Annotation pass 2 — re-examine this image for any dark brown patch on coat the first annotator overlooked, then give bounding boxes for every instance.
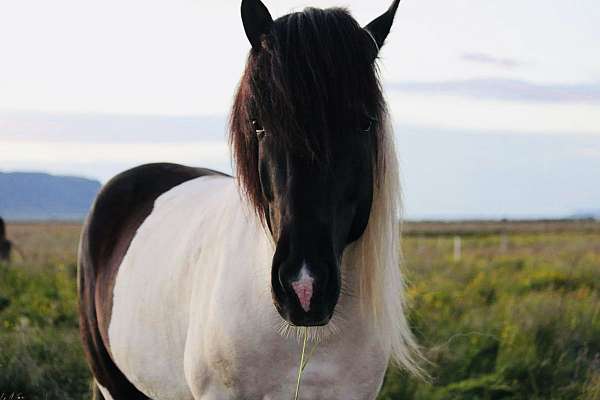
[78,163,227,399]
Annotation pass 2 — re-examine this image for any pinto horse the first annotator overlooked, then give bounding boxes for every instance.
[78,1,421,399]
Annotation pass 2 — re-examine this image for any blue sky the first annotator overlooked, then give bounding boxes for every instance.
[0,0,599,218]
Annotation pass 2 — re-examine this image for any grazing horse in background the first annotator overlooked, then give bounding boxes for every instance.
[0,217,12,262]
[78,1,421,399]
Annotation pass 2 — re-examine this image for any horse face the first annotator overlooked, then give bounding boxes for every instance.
[257,126,374,326]
[237,0,401,327]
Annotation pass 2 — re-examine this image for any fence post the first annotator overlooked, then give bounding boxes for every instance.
[453,235,462,262]
[500,233,508,254]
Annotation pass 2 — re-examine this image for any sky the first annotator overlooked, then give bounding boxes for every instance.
[0,0,599,219]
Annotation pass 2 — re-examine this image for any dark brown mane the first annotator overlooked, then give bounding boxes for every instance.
[230,7,386,220]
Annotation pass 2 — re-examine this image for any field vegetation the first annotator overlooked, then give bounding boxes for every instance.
[0,221,599,399]
[0,223,88,399]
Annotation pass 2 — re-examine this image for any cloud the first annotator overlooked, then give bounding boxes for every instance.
[578,147,600,158]
[461,53,520,69]
[386,90,600,136]
[0,140,232,182]
[0,111,227,143]
[388,78,600,104]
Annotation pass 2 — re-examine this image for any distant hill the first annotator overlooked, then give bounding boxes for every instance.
[569,209,600,220]
[0,172,101,221]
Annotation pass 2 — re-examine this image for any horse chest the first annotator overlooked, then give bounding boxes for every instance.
[186,329,388,400]
[184,292,388,399]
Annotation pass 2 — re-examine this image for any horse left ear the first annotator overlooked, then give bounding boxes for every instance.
[364,0,401,53]
[241,0,273,50]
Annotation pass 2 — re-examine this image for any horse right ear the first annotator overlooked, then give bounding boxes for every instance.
[241,0,273,50]
[364,0,401,53]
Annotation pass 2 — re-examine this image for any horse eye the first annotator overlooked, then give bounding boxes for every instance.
[360,116,375,133]
[252,119,267,139]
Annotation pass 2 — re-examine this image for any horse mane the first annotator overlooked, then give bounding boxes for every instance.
[346,115,425,376]
[0,217,5,239]
[229,7,423,375]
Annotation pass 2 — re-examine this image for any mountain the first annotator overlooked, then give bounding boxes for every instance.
[0,172,101,221]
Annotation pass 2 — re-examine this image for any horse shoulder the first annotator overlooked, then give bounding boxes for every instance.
[108,170,237,399]
[79,163,227,400]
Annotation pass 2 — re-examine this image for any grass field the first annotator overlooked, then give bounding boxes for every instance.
[1,221,599,399]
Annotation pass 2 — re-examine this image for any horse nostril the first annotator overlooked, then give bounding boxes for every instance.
[291,267,314,312]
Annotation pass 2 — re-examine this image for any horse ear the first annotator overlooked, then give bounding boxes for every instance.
[364,0,401,52]
[241,0,273,49]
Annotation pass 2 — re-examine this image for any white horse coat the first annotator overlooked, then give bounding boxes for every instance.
[105,175,389,400]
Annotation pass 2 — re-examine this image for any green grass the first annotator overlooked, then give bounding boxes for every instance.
[0,223,89,400]
[1,222,599,399]
[379,230,600,400]
[0,262,90,399]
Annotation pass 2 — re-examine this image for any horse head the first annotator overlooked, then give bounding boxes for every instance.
[231,0,402,327]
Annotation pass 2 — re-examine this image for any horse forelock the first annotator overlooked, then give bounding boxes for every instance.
[229,6,386,222]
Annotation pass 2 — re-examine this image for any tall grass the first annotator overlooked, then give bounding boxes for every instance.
[379,231,600,399]
[0,262,90,400]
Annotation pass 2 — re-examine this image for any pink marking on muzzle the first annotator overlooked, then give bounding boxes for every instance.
[292,276,314,312]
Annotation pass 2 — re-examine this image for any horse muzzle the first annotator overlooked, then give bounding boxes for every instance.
[271,258,340,327]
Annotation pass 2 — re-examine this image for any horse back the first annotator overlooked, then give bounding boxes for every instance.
[78,163,226,399]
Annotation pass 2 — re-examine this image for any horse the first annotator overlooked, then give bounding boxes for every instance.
[78,1,422,399]
[0,217,12,262]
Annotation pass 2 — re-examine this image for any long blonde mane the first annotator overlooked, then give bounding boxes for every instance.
[345,111,424,375]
